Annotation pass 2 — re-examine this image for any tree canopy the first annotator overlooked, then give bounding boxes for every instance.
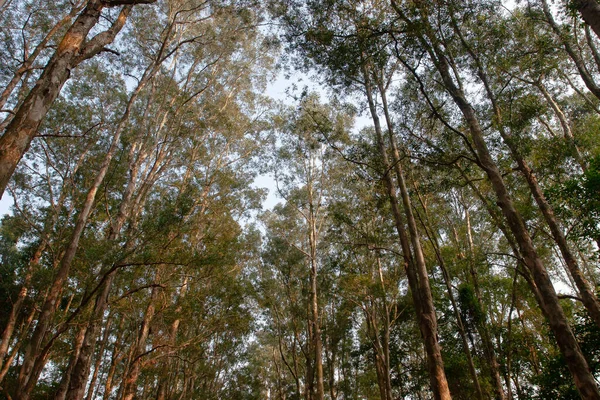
[1,0,600,399]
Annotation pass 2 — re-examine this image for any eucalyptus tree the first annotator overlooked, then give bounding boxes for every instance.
[451,2,600,335]
[262,94,354,400]
[0,0,274,398]
[0,0,159,199]
[386,1,599,397]
[271,1,453,397]
[326,158,408,400]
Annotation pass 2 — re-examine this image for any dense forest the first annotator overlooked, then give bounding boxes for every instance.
[1,0,600,399]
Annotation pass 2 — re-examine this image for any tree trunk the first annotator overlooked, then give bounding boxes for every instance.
[455,17,600,334]
[84,316,112,400]
[307,180,325,400]
[13,60,152,399]
[121,277,160,400]
[574,0,600,40]
[54,325,87,400]
[414,190,484,400]
[0,1,134,198]
[460,201,506,400]
[541,0,600,101]
[0,142,89,379]
[0,3,84,119]
[362,62,451,400]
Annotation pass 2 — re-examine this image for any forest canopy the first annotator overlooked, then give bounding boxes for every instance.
[1,0,600,399]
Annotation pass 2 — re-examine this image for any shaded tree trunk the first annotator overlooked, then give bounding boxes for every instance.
[574,0,600,40]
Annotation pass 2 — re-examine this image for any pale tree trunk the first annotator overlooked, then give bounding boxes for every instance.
[461,203,505,400]
[365,297,393,400]
[102,318,126,400]
[376,256,394,400]
[13,51,161,399]
[121,270,161,400]
[541,0,600,101]
[362,62,451,400]
[0,1,142,198]
[537,83,587,172]
[156,276,188,400]
[307,179,325,400]
[363,255,393,400]
[83,316,113,400]
[305,289,315,400]
[0,142,89,378]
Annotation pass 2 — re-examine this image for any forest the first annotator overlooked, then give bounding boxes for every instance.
[1,0,600,399]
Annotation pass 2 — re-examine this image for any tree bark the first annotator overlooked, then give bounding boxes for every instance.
[574,0,600,40]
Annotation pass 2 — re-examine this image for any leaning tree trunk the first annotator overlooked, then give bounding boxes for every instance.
[423,30,600,398]
[13,51,161,399]
[0,1,141,198]
[0,142,89,379]
[362,62,451,400]
[454,18,600,334]
[370,64,451,400]
[573,0,600,40]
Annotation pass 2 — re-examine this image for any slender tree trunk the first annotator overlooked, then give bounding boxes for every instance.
[121,277,160,400]
[362,62,451,400]
[156,276,188,400]
[537,83,587,172]
[541,0,600,101]
[307,181,325,400]
[13,59,154,399]
[84,316,112,400]
[369,64,451,400]
[414,192,484,400]
[102,319,126,400]
[461,202,506,400]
